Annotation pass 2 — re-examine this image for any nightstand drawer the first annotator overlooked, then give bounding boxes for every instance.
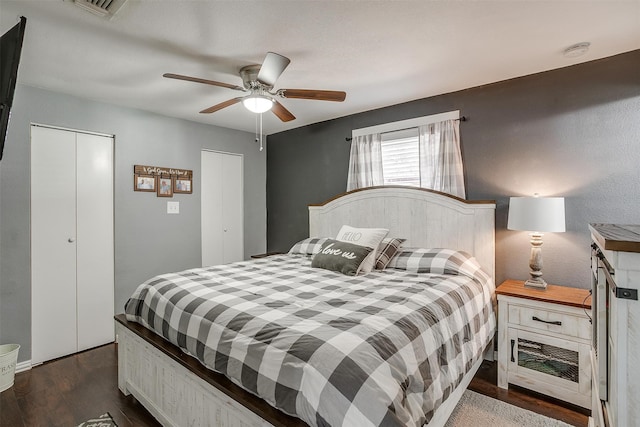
[508,304,591,340]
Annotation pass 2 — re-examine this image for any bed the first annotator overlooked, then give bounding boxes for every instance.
[116,186,496,427]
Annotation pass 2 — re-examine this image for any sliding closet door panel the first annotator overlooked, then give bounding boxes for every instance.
[201,150,224,267]
[76,133,114,351]
[31,126,78,364]
[201,150,244,267]
[221,153,243,264]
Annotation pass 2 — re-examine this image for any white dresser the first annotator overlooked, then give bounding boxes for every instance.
[589,224,640,427]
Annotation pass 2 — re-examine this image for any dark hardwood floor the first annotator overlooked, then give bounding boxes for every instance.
[0,343,589,427]
[467,360,590,427]
[0,344,159,427]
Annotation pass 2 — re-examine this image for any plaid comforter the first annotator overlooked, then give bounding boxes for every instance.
[125,252,495,427]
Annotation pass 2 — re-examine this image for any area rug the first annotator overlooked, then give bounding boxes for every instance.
[75,393,571,427]
[76,412,118,427]
[445,390,573,427]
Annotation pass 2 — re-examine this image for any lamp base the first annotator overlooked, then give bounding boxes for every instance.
[524,278,547,289]
[525,232,547,290]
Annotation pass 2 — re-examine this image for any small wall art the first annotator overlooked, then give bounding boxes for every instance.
[134,165,193,198]
[134,174,156,192]
[173,177,192,194]
[157,176,173,197]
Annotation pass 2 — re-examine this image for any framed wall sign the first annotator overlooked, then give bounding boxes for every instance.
[134,165,192,198]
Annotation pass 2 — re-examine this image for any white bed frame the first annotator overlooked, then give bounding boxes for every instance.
[309,186,495,283]
[116,186,496,427]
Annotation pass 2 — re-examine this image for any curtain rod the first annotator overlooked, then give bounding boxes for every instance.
[345,116,466,141]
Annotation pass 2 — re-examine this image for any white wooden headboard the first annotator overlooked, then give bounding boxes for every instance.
[308,186,496,282]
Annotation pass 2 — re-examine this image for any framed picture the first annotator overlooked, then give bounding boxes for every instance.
[157,176,173,197]
[173,177,192,194]
[134,174,156,192]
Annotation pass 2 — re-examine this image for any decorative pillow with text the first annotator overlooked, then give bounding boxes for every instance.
[311,239,374,276]
[335,225,389,274]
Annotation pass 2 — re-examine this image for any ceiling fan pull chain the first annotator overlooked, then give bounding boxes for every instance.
[259,113,264,151]
[255,111,259,143]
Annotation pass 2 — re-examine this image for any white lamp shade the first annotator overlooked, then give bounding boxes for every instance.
[242,95,273,113]
[507,196,566,232]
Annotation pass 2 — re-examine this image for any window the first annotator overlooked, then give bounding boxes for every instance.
[348,110,465,198]
[380,128,420,187]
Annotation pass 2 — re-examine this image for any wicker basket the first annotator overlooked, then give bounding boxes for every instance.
[0,344,20,392]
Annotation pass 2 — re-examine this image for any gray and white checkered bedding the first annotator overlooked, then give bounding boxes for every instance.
[125,251,495,427]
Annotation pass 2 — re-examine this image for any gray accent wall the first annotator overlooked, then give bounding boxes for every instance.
[0,84,266,362]
[267,49,640,290]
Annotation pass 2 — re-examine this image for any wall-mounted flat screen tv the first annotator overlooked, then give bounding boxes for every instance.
[0,16,27,161]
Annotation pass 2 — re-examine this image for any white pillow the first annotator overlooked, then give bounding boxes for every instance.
[334,225,389,275]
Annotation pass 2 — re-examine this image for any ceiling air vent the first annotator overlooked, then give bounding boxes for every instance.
[71,0,128,18]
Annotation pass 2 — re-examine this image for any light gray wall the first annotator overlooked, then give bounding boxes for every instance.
[267,50,640,290]
[0,84,266,362]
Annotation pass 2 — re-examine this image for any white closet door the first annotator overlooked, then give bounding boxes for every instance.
[31,126,78,364]
[201,150,243,267]
[31,126,114,365]
[221,153,243,264]
[76,132,114,351]
[201,150,223,266]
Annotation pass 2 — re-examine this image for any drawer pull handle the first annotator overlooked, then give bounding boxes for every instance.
[510,339,515,362]
[532,316,562,326]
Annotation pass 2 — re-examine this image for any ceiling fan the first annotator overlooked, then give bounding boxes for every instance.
[163,52,346,122]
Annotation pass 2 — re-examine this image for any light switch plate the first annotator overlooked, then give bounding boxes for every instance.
[167,201,180,214]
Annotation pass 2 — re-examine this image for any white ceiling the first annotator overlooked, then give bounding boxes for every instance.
[1,0,639,135]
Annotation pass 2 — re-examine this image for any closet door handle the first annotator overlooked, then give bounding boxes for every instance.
[68,237,76,243]
[532,316,562,326]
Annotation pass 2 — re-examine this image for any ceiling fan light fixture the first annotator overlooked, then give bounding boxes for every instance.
[243,95,274,114]
[163,52,344,122]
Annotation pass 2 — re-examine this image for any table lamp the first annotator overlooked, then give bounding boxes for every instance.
[507,195,565,289]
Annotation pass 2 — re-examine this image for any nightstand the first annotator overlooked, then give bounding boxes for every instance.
[250,252,284,259]
[496,279,592,408]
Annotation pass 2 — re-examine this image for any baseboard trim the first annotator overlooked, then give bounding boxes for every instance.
[15,360,32,373]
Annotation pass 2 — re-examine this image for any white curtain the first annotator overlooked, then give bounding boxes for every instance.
[346,133,384,191]
[418,119,466,198]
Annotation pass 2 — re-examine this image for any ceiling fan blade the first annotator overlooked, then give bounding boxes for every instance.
[163,73,244,91]
[257,52,291,87]
[199,97,244,114]
[280,89,346,102]
[271,100,296,122]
